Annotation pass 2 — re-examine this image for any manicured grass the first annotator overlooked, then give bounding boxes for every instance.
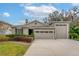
[0,42,29,56]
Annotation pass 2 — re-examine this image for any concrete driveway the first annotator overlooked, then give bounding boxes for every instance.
[24,39,79,56]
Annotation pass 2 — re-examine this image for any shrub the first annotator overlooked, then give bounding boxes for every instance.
[6,34,16,38]
[6,34,33,38]
[11,36,33,43]
[25,37,33,43]
[0,35,10,41]
[69,23,79,40]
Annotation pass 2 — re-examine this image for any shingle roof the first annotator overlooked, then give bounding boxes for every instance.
[0,21,13,27]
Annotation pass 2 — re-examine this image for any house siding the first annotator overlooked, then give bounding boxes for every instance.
[23,28,28,35]
[0,22,12,35]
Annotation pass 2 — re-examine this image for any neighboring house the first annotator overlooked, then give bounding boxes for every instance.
[12,20,70,39]
[0,21,13,35]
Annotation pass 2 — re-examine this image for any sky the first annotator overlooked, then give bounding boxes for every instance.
[0,3,78,25]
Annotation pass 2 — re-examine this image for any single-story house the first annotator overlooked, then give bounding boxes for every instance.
[12,20,70,39]
[0,20,70,39]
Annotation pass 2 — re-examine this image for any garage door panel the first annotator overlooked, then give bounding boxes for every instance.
[35,33,54,39]
[34,30,54,39]
[55,25,67,39]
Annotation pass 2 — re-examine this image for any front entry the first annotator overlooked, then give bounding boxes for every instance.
[28,29,34,35]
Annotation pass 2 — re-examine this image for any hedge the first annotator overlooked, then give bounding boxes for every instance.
[0,34,34,42]
[11,36,33,43]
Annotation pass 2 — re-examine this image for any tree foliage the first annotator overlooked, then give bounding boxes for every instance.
[42,6,79,24]
[69,21,79,40]
[42,6,79,40]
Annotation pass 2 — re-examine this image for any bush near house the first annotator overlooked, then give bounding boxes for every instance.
[6,34,26,38]
[69,21,79,40]
[6,34,34,38]
[0,34,33,43]
[11,36,33,43]
[6,34,33,42]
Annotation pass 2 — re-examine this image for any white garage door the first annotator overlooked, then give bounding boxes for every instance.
[55,24,68,39]
[34,30,54,39]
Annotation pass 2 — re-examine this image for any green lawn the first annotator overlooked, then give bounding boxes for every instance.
[0,42,29,56]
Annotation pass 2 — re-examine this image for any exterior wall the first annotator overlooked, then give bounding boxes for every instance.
[67,24,69,39]
[0,24,12,35]
[23,28,28,35]
[5,27,12,34]
[12,28,16,34]
[0,29,6,35]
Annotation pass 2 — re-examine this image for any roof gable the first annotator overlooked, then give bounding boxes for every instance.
[24,20,48,27]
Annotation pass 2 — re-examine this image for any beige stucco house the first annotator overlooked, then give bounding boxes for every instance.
[12,20,70,39]
[0,20,70,39]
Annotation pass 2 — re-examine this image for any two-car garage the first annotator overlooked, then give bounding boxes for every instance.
[34,23,69,39]
[34,28,55,39]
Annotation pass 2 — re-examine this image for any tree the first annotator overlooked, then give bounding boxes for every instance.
[48,10,62,24]
[66,6,79,21]
[48,6,79,23]
[48,10,67,23]
[43,17,48,24]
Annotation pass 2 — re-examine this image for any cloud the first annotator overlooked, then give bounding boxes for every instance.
[72,3,79,6]
[48,3,54,6]
[3,12,10,17]
[14,20,25,25]
[20,3,32,7]
[0,12,10,17]
[21,4,57,18]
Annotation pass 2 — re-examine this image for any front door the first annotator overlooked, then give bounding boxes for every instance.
[28,29,33,35]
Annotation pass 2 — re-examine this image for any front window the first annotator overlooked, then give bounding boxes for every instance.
[15,28,23,35]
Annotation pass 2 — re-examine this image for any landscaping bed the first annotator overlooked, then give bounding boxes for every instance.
[0,35,33,43]
[0,41,30,56]
[0,35,33,56]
